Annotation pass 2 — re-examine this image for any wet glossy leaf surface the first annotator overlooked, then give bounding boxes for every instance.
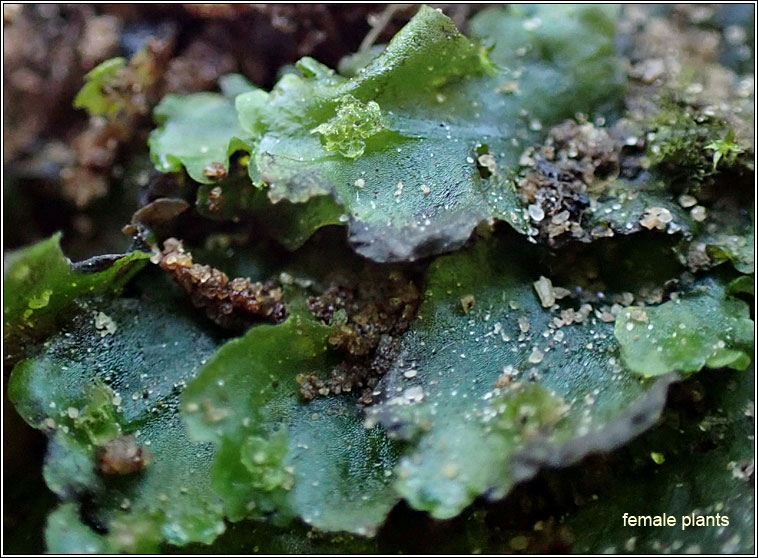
[699,208,754,274]
[4,4,755,555]
[615,278,753,377]
[196,174,343,251]
[148,75,255,184]
[229,6,621,261]
[182,303,400,535]
[3,234,148,363]
[568,369,755,553]
[10,274,227,551]
[367,235,674,519]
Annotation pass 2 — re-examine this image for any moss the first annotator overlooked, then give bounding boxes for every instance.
[705,128,746,169]
[645,100,749,188]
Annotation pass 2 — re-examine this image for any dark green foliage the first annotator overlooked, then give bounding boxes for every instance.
[5,4,755,555]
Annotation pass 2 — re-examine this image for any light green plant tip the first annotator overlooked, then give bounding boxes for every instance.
[705,128,745,169]
[73,57,126,117]
[3,233,149,356]
[311,94,384,159]
[650,451,666,465]
[615,282,754,377]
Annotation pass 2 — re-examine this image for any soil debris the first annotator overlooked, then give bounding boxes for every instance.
[299,269,420,405]
[518,120,621,244]
[157,237,286,329]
